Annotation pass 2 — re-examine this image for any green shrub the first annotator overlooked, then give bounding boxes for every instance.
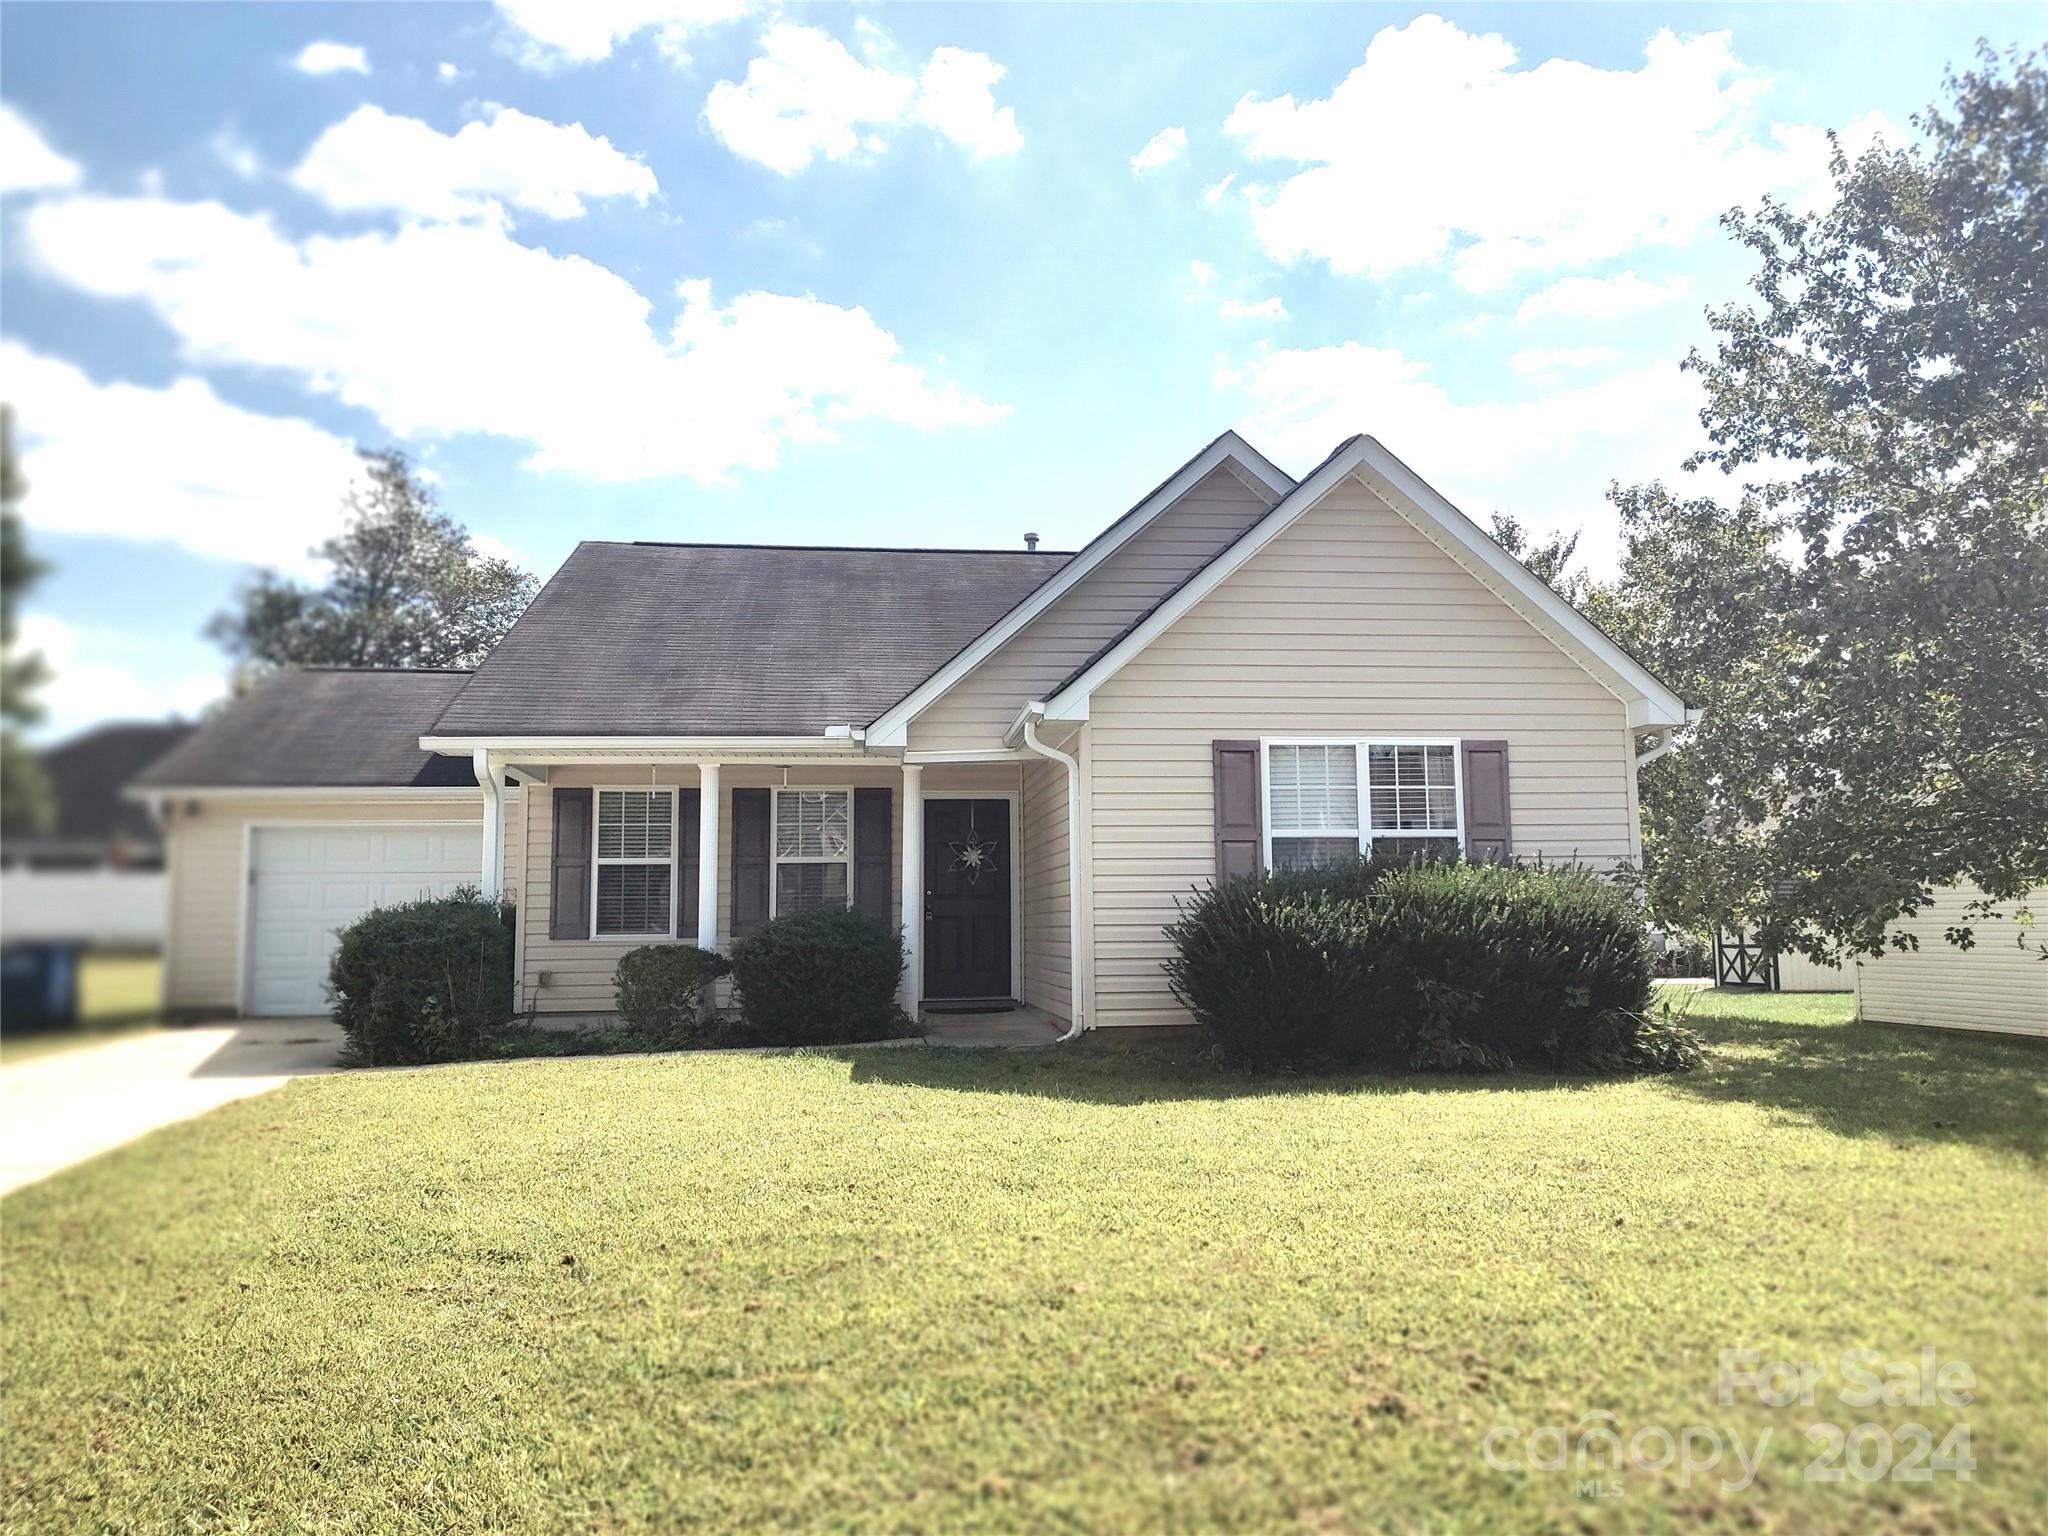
[614,944,730,1048]
[1164,856,1686,1075]
[1160,877,1373,1068]
[728,908,910,1046]
[1364,858,1656,1069]
[329,888,514,1066]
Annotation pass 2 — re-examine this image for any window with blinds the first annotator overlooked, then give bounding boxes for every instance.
[1266,741,1463,868]
[1267,743,1362,871]
[1367,744,1460,837]
[595,789,674,936]
[774,789,852,914]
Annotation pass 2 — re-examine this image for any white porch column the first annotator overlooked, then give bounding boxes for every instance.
[696,761,721,951]
[899,763,923,1016]
[473,748,503,900]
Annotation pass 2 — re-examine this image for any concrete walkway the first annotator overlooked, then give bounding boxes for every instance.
[0,1019,344,1196]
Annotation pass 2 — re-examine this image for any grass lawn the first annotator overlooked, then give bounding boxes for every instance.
[4,991,2043,1533]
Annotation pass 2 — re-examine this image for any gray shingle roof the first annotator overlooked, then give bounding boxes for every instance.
[430,542,1072,738]
[133,669,478,789]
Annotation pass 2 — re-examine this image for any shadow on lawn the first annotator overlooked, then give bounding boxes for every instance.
[847,1013,2046,1161]
[1663,1010,2047,1162]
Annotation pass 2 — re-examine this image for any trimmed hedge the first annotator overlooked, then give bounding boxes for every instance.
[328,888,514,1066]
[1163,856,1687,1074]
[728,908,910,1046]
[615,944,730,1048]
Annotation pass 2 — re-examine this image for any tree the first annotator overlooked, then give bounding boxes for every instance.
[1,405,55,836]
[210,450,535,671]
[1486,510,1585,600]
[1595,46,2048,961]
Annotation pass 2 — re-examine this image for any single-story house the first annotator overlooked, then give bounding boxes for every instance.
[132,432,1692,1032]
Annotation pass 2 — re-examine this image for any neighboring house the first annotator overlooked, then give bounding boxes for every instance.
[133,432,1691,1028]
[1851,882,2047,1037]
[1,720,194,947]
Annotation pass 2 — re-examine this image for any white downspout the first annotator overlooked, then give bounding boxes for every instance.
[473,747,503,900]
[1020,704,1087,1042]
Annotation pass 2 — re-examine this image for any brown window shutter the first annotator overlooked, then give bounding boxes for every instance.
[1212,739,1263,881]
[549,787,593,939]
[852,787,893,925]
[678,788,701,939]
[1461,740,1513,861]
[731,787,770,938]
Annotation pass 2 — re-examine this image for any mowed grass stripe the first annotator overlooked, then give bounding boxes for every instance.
[4,991,2043,1533]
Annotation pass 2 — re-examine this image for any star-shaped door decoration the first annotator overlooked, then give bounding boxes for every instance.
[948,831,1000,886]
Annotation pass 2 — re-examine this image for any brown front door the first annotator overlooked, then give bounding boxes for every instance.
[923,798,1012,1000]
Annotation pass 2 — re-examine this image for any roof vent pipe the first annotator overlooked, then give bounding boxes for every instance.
[1023,532,1039,551]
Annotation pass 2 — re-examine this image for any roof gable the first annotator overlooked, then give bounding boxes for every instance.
[864,431,1293,745]
[1038,436,1689,729]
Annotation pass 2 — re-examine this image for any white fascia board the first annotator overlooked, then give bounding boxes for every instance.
[1042,435,1689,727]
[864,432,1295,747]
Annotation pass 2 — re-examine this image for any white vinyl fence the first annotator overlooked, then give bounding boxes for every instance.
[0,870,168,947]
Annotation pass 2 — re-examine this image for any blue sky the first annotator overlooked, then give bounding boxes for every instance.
[1,1,2032,740]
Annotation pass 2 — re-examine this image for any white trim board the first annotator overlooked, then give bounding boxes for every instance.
[1040,435,1689,728]
[864,431,1294,747]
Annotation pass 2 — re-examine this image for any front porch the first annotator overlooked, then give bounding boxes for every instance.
[467,751,1077,1030]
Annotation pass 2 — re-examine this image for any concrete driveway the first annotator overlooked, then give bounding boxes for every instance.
[0,1019,344,1196]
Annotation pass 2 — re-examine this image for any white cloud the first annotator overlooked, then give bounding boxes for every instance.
[916,47,1023,160]
[1510,345,1623,374]
[1221,339,1706,570]
[21,195,1007,485]
[0,340,363,573]
[16,613,227,742]
[209,129,263,180]
[705,24,1020,174]
[1201,172,1236,207]
[0,103,82,195]
[495,0,752,68]
[1220,296,1287,321]
[1515,270,1691,322]
[293,41,370,77]
[468,531,535,572]
[438,62,463,82]
[1189,259,1216,287]
[291,104,657,222]
[1130,126,1186,177]
[1223,14,1869,291]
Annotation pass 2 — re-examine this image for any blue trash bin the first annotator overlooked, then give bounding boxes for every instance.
[1,941,82,1032]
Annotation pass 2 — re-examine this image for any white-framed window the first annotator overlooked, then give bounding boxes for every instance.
[594,788,676,937]
[773,788,852,915]
[1264,739,1463,871]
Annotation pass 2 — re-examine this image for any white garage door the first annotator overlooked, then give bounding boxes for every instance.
[248,824,484,1016]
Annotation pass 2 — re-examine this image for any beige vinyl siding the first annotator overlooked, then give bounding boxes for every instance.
[1020,756,1070,1020]
[162,791,508,1014]
[906,463,1278,751]
[1085,471,1639,1030]
[1854,883,2047,1036]
[1774,949,1850,992]
[519,763,1023,1013]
